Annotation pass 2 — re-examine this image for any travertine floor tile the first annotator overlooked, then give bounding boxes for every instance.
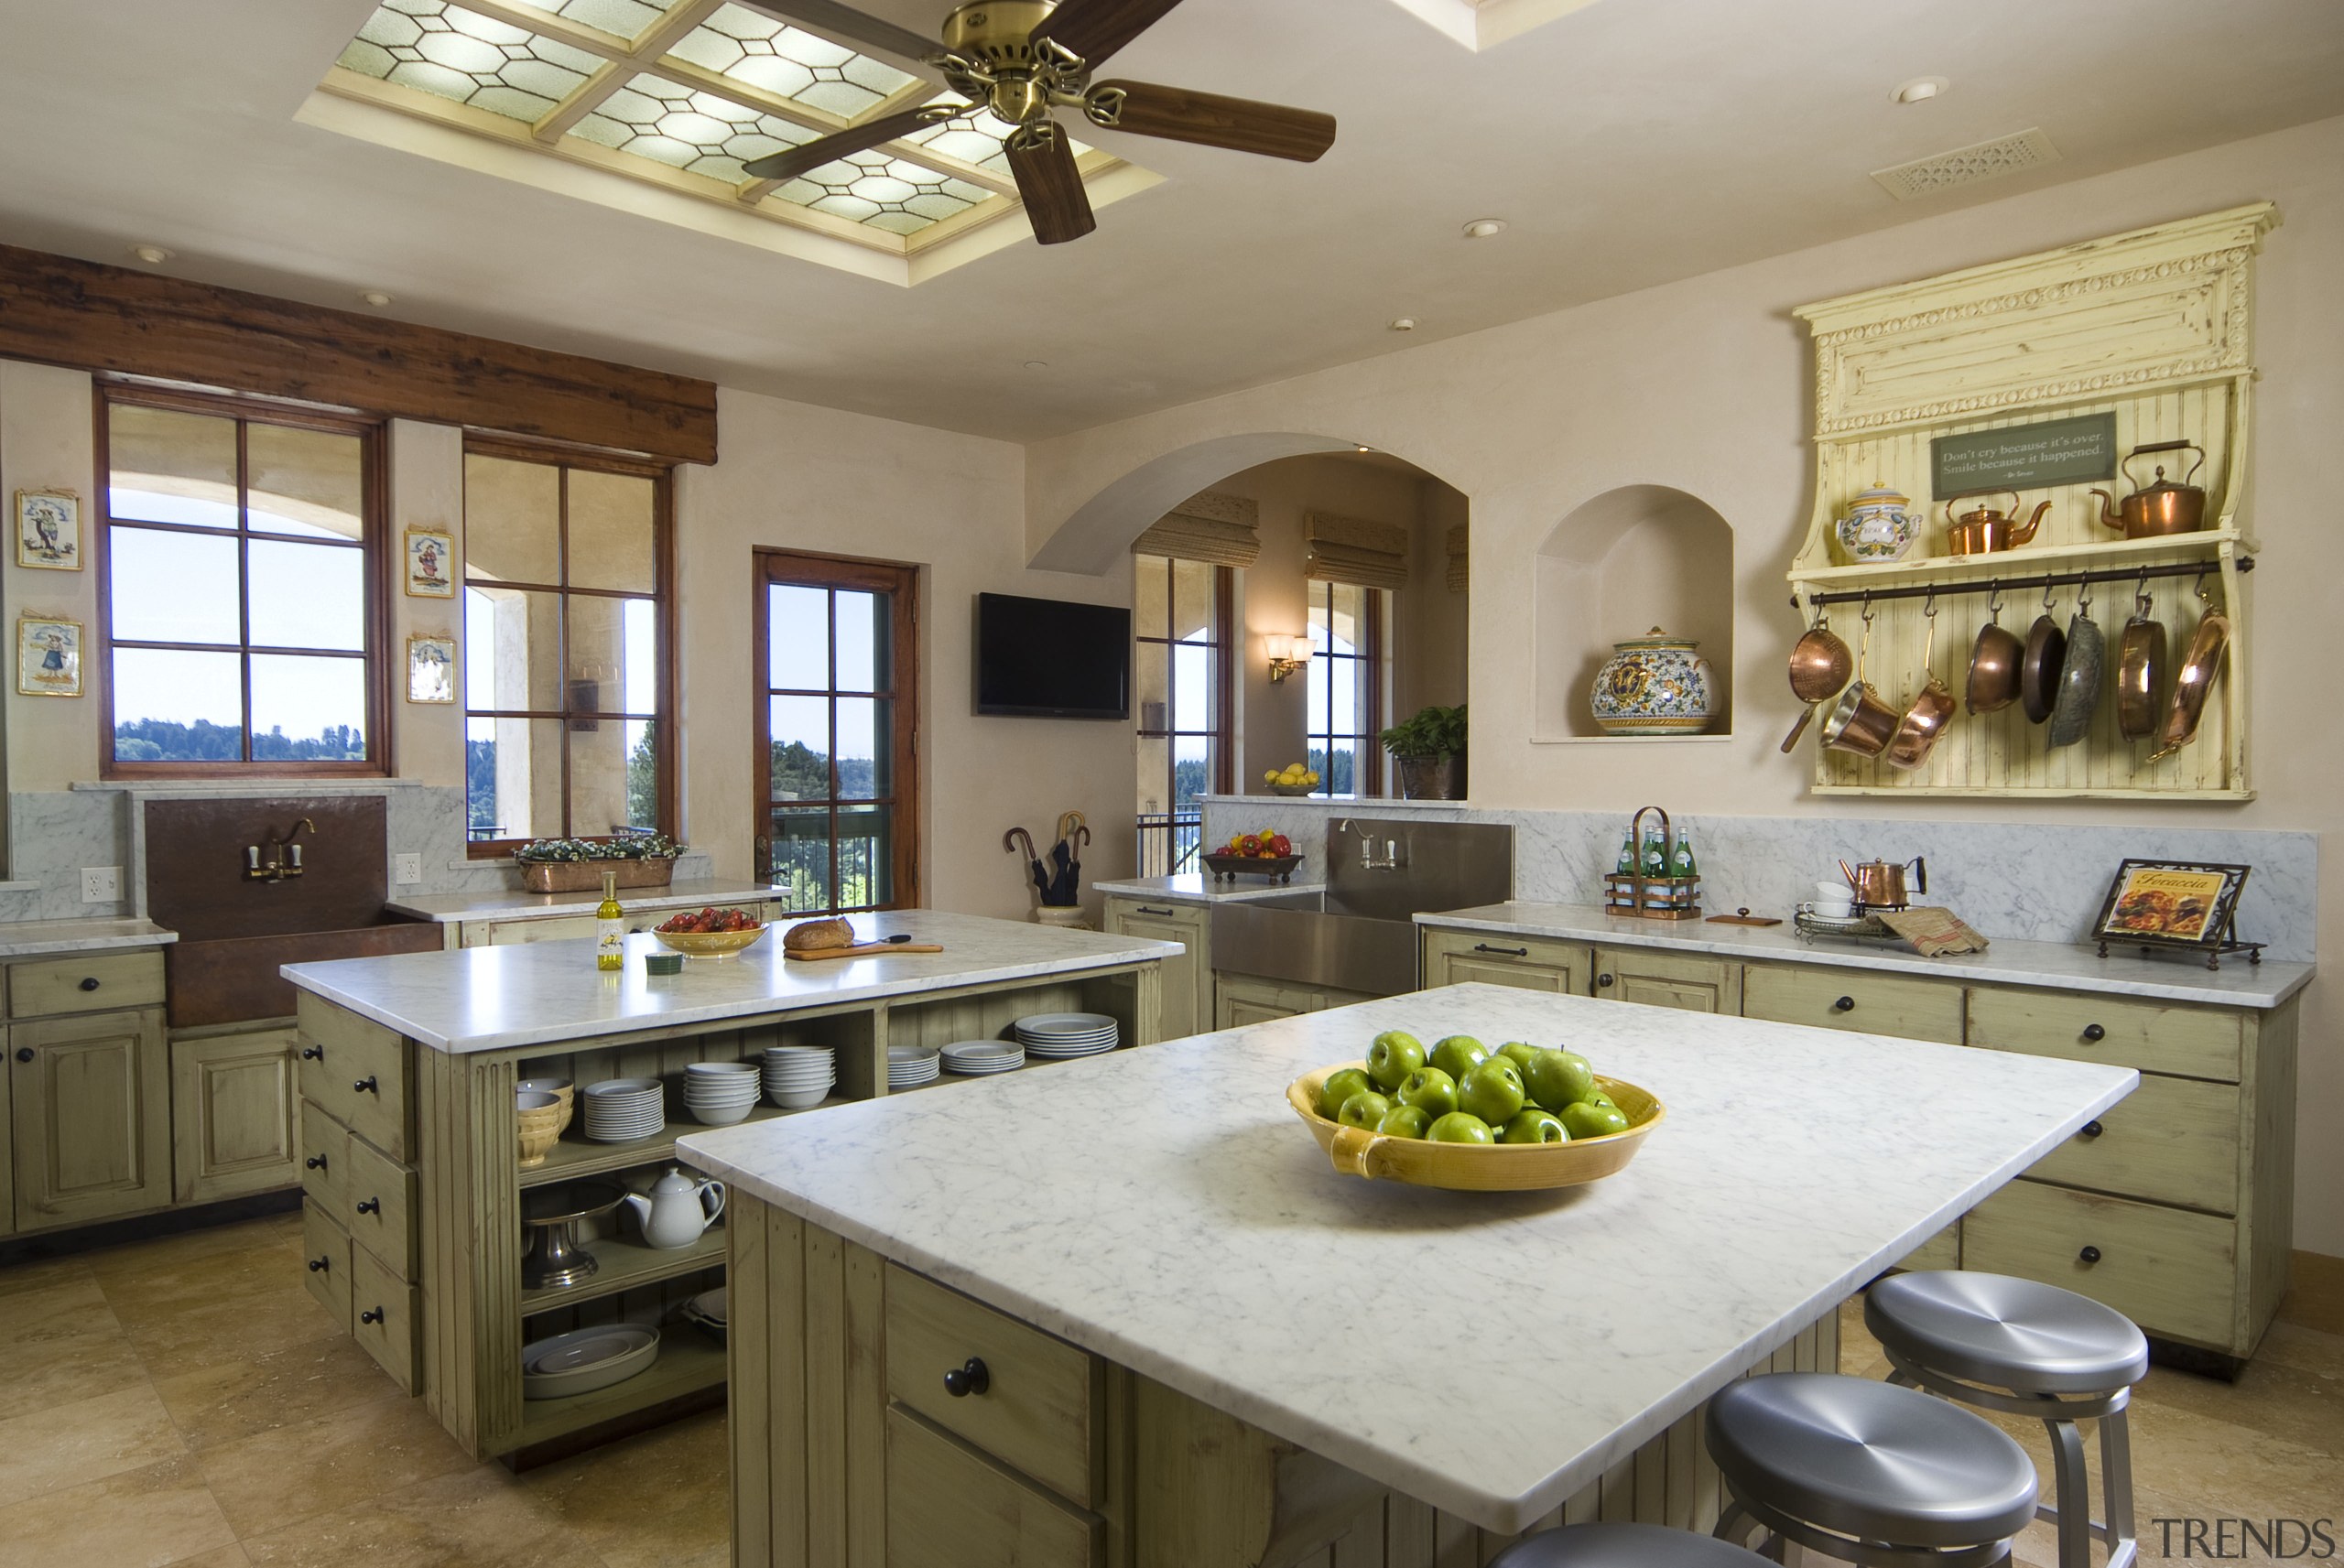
[0,1253,95,1302]
[192,1389,476,1539]
[238,1462,609,1568]
[0,1313,150,1423]
[523,1405,730,1568]
[0,1454,236,1568]
[117,1277,344,1381]
[152,1330,407,1451]
[0,1380,188,1509]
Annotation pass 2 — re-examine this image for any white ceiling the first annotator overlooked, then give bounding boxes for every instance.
[1,0,2339,443]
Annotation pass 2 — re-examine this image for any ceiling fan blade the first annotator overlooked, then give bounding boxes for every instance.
[1086,81,1336,162]
[731,0,940,70]
[741,106,939,182]
[1007,125,1097,245]
[1029,0,1187,67]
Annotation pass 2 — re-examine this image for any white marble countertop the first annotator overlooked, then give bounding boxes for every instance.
[678,983,2134,1534]
[385,878,778,924]
[1092,873,1327,904]
[1417,902,2314,1009]
[282,910,1178,1054]
[0,918,178,957]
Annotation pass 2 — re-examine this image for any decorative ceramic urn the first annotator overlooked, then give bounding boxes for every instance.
[1834,481,1922,564]
[1590,629,1715,735]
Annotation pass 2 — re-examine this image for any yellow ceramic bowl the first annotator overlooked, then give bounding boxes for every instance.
[1286,1061,1664,1191]
[649,924,768,959]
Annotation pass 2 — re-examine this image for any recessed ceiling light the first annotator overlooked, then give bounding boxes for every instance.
[360,290,394,307]
[1462,219,1508,240]
[1022,360,1049,371]
[1356,445,1374,453]
[129,243,173,265]
[1389,318,1418,332]
[1892,77,1948,104]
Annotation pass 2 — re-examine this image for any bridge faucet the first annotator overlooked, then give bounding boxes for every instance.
[1333,819,1405,871]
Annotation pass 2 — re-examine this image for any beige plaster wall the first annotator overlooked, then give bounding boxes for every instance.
[0,361,103,795]
[1024,114,2344,1251]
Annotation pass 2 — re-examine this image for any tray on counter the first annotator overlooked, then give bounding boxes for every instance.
[1201,853,1306,883]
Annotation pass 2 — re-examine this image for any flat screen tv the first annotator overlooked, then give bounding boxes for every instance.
[974,593,1131,719]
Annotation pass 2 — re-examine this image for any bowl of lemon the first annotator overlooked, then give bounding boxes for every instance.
[1264,762,1320,796]
[1286,1032,1663,1191]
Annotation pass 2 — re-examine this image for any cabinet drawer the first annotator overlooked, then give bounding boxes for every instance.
[1742,964,1963,1044]
[886,1264,1099,1508]
[1422,929,1593,996]
[1898,1221,1961,1271]
[347,1246,420,1393]
[342,1135,418,1280]
[885,1407,1100,1568]
[299,1106,350,1214]
[1964,1180,2238,1350]
[8,951,166,1019]
[1966,989,2241,1083]
[1105,897,1205,935]
[2024,1074,2240,1214]
[1594,947,1741,1014]
[301,1202,353,1330]
[295,994,410,1162]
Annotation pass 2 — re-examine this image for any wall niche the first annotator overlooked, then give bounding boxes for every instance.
[1534,484,1734,741]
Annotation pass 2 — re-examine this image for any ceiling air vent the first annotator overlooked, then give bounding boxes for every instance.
[1872,127,2060,200]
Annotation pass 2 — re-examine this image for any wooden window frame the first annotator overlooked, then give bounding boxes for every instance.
[461,434,678,857]
[1308,580,1384,799]
[95,382,391,780]
[752,547,922,914]
[1133,556,1235,811]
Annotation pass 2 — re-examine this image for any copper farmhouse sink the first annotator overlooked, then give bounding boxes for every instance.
[166,924,443,1028]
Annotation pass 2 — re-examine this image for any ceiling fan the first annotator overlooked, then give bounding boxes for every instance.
[736,0,1338,244]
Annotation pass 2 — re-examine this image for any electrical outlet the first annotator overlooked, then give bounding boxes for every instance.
[395,853,423,886]
[81,866,122,903]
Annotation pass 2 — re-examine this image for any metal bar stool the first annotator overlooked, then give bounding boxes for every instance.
[1866,1271,2148,1568]
[1492,1522,1779,1568]
[1707,1372,2039,1568]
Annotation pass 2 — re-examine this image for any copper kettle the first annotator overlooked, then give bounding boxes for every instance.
[1944,492,2052,556]
[1839,856,1926,912]
[2091,440,2207,538]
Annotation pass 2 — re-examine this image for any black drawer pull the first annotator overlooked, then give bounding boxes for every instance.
[14,1047,31,1064]
[2080,1023,2107,1044]
[1597,974,1614,989]
[1135,905,1177,917]
[353,1076,378,1095]
[355,1197,382,1216]
[304,1154,329,1172]
[2079,1119,2105,1140]
[361,1306,385,1325]
[307,1256,331,1273]
[2078,1245,2102,1266]
[942,1357,990,1398]
[78,977,100,992]
[1833,996,1856,1012]
[1472,944,1529,957]
[300,1044,323,1061]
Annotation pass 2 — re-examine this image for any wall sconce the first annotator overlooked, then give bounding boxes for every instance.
[1266,634,1313,684]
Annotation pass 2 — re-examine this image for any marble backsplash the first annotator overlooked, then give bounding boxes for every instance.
[0,787,717,925]
[1200,795,2320,964]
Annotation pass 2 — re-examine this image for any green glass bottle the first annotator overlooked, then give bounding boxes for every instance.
[1613,830,1637,876]
[1640,829,1666,877]
[1669,828,1698,879]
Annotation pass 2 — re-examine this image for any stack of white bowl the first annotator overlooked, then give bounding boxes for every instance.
[886,1044,940,1089]
[581,1078,665,1143]
[683,1062,761,1126]
[762,1045,834,1109]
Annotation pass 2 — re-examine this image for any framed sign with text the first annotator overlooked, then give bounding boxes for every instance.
[1931,412,2118,499]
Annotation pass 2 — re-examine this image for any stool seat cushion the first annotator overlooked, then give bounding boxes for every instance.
[1707,1374,2038,1547]
[1490,1523,1774,1568]
[1868,1271,2150,1394]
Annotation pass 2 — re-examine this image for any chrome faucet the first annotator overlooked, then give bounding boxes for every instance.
[1334,818,1406,871]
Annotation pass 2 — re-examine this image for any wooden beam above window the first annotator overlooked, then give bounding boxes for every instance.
[0,243,718,466]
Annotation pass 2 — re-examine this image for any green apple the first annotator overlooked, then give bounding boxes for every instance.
[1338,1089,1394,1130]
[1317,1066,1375,1119]
[1561,1100,1632,1140]
[1429,1035,1490,1083]
[1524,1048,1597,1111]
[1376,1103,1432,1140]
[1584,1088,1619,1111]
[1366,1030,1427,1091]
[1426,1110,1495,1145]
[1395,1065,1459,1118]
[1502,1108,1569,1144]
[1457,1057,1526,1125]
[1495,1041,1540,1074]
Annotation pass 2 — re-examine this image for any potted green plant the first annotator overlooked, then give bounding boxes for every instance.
[512,833,684,893]
[1380,704,1467,800]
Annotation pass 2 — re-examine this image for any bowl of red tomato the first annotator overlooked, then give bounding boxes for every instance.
[1200,830,1305,883]
[650,907,768,958]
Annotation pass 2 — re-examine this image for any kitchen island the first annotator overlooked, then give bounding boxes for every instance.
[679,981,2137,1567]
[280,909,1178,1460]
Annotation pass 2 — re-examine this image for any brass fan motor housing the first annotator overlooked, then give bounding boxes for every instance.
[941,1,1059,66]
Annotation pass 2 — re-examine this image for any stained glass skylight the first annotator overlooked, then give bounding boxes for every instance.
[663,4,918,122]
[340,1,602,123]
[570,74,819,183]
[542,0,681,41]
[769,153,994,235]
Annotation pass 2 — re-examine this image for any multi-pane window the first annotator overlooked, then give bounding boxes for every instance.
[462,441,671,849]
[100,389,383,773]
[1134,555,1232,837]
[755,550,919,914]
[1307,581,1381,798]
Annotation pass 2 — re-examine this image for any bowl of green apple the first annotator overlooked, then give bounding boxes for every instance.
[1286,1032,1663,1191]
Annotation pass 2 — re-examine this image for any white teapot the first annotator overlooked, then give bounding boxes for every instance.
[622,1166,726,1249]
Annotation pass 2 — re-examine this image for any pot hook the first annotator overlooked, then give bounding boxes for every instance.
[1986,579,2004,622]
[2134,569,2154,620]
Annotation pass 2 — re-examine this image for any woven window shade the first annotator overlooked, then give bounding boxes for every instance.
[1446,523,1469,593]
[1132,491,1260,568]
[1306,512,1410,590]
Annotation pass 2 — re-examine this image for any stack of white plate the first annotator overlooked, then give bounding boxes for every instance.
[763,1045,834,1109]
[683,1062,761,1126]
[521,1323,659,1400]
[1015,1012,1119,1059]
[939,1040,1025,1076]
[581,1078,665,1142]
[886,1044,940,1089]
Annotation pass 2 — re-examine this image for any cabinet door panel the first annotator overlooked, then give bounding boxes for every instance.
[2023,1073,2240,1214]
[885,1406,1100,1568]
[1593,948,1741,1014]
[1741,964,1963,1044]
[1216,976,1301,1030]
[171,1027,300,1204]
[12,1008,169,1229]
[1105,904,1201,1043]
[1964,1180,2238,1351]
[1420,931,1593,996]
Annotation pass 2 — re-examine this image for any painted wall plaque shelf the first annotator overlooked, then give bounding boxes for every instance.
[1787,202,2278,800]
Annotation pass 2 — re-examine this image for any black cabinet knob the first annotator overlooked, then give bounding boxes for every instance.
[307,1256,331,1273]
[1597,974,1614,989]
[942,1357,990,1398]
[1833,996,1856,1012]
[2079,1120,2105,1140]
[2081,1023,2107,1044]
[353,1076,378,1095]
[13,1047,31,1064]
[355,1197,382,1216]
[2078,1245,2102,1265]
[305,1154,329,1171]
[361,1307,385,1325]
[78,977,100,992]
[300,1045,324,1061]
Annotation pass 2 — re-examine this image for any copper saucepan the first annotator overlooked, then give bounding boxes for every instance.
[1820,605,1900,757]
[2021,584,2068,725]
[1885,600,1959,772]
[2115,579,2167,742]
[1966,586,2024,715]
[2153,587,2231,760]
[1779,611,1854,753]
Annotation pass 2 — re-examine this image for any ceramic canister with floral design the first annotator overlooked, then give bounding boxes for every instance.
[1834,481,1923,564]
[1590,629,1716,735]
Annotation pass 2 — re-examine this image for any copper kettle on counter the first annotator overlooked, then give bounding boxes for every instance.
[1944,492,2051,557]
[1840,856,1926,913]
[2091,440,2208,538]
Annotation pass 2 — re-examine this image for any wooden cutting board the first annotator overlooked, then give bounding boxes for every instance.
[785,942,946,962]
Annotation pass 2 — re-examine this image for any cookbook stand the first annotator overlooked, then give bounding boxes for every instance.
[2097,917,2264,971]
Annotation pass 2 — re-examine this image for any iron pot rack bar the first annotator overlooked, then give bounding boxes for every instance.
[1795,555,2254,611]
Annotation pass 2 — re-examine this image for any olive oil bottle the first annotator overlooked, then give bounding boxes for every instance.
[596,870,625,972]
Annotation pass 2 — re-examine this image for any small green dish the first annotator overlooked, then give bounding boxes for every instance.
[644,953,685,977]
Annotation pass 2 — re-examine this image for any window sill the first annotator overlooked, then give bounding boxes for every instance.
[73,778,429,793]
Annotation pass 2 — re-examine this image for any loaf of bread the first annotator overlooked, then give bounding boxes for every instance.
[782,916,854,952]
